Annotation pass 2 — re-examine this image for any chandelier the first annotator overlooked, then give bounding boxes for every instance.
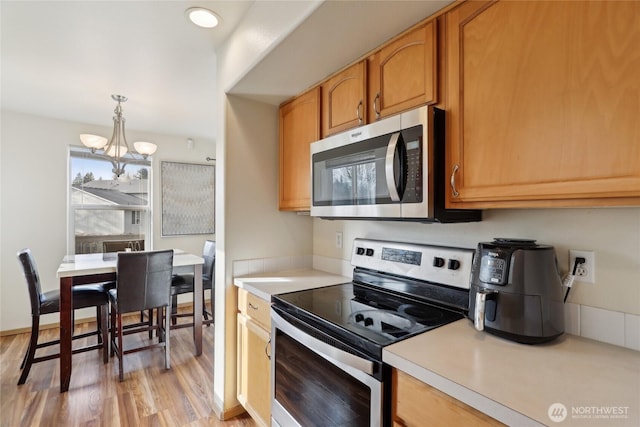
[80,94,157,177]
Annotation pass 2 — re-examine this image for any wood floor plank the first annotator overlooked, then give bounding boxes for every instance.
[1,307,256,427]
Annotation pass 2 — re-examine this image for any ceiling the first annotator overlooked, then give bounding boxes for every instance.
[1,0,452,142]
[1,0,253,141]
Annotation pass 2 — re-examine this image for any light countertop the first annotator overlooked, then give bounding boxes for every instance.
[384,319,640,427]
[233,269,349,301]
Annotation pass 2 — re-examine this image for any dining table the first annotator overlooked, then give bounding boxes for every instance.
[56,250,204,392]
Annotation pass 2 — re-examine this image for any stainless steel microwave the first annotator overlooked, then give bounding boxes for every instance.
[310,106,481,223]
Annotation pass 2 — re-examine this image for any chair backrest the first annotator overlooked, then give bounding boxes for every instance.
[116,250,173,313]
[17,249,43,316]
[202,240,216,286]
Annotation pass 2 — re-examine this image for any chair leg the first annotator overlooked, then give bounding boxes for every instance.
[171,295,178,325]
[110,302,116,357]
[96,306,104,348]
[99,305,109,363]
[164,305,170,370]
[117,312,124,382]
[148,309,154,339]
[202,291,209,322]
[17,316,40,385]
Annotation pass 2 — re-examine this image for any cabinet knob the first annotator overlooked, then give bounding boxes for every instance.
[248,302,259,310]
[450,164,460,197]
[373,93,381,119]
[356,100,363,125]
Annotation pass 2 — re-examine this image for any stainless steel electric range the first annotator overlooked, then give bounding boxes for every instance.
[271,238,475,427]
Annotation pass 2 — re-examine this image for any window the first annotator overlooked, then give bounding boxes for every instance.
[131,210,141,225]
[68,147,152,254]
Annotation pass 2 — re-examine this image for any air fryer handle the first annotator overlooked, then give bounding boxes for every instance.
[474,289,497,331]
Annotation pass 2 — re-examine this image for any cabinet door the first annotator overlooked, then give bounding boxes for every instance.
[322,60,367,137]
[445,0,640,208]
[392,369,504,427]
[279,87,320,211]
[237,313,271,427]
[368,21,437,122]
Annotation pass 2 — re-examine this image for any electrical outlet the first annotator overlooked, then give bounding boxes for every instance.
[569,250,595,284]
[335,232,343,249]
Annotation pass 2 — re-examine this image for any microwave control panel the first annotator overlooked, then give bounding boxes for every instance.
[401,125,423,203]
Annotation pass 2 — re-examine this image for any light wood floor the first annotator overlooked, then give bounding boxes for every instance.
[0,310,256,427]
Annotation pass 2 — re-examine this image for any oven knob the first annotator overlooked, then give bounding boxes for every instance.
[355,313,364,322]
[365,248,374,256]
[448,259,461,270]
[433,257,445,268]
[364,317,374,326]
[356,247,365,255]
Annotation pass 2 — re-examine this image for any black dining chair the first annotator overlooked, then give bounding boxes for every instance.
[170,240,215,328]
[16,248,111,385]
[108,250,173,381]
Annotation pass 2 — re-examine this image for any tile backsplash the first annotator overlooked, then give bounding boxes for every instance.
[232,254,313,278]
[565,303,640,351]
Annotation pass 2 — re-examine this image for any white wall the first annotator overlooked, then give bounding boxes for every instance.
[0,110,215,332]
[314,207,640,315]
[215,95,313,413]
[212,0,322,417]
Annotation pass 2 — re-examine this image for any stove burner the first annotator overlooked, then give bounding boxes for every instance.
[397,303,445,324]
[349,309,419,338]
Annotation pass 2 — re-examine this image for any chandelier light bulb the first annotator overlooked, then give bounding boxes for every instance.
[133,141,158,157]
[80,134,108,150]
[105,144,128,158]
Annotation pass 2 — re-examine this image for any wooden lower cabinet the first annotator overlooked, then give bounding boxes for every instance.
[392,369,504,427]
[237,289,271,427]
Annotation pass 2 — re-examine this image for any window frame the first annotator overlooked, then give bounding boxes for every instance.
[67,146,153,254]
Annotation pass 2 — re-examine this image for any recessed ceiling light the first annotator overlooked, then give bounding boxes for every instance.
[186,7,220,29]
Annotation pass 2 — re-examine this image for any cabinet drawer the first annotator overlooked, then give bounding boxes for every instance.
[238,289,271,329]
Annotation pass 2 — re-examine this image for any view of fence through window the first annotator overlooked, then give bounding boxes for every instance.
[69,147,151,254]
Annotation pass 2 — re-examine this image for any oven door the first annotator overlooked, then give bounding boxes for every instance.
[271,309,385,427]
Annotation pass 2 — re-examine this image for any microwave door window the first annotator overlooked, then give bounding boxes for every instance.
[332,166,354,205]
[355,163,376,203]
[313,134,396,207]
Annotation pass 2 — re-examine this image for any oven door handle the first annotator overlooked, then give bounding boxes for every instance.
[272,310,375,376]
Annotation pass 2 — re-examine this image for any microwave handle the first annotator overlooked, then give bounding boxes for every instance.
[385,132,406,202]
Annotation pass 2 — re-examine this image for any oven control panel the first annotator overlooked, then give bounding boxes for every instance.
[351,238,474,289]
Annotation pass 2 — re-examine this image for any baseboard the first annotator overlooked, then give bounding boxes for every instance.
[212,391,247,420]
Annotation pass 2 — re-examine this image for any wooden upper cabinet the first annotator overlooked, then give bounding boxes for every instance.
[368,21,438,123]
[321,60,367,137]
[445,0,640,208]
[279,87,320,211]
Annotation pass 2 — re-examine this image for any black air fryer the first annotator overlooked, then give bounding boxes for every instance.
[468,238,564,344]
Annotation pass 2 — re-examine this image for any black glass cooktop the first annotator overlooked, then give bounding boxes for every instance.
[272,280,463,358]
